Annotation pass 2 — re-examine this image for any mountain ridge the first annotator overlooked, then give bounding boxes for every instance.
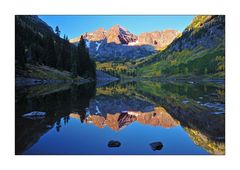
[70,25,180,61]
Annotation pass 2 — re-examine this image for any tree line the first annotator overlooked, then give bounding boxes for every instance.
[15,16,96,79]
[98,67,137,78]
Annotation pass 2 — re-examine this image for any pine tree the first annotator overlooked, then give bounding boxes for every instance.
[78,36,89,76]
[55,26,61,37]
[71,48,79,78]
[75,36,96,79]
[45,36,57,67]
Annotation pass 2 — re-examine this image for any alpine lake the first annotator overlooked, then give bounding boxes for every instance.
[15,79,225,155]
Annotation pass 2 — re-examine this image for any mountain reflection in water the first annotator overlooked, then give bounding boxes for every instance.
[69,106,179,131]
[15,80,225,155]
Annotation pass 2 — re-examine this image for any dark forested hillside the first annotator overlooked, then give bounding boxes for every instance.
[15,15,96,80]
[137,15,225,79]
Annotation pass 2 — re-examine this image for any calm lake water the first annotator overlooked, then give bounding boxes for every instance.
[15,80,225,155]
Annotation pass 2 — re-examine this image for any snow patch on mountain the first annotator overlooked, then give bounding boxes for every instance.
[128,40,139,46]
[95,41,102,51]
[85,40,90,48]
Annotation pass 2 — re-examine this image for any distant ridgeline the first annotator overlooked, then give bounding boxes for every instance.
[137,15,225,79]
[70,25,180,62]
[15,15,96,79]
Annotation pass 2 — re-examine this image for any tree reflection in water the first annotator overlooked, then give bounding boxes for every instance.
[15,80,225,155]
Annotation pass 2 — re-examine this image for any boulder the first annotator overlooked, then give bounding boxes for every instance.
[22,111,46,119]
[108,140,121,147]
[150,142,163,151]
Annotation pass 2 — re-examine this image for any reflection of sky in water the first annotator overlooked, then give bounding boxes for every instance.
[16,80,225,155]
[24,117,208,155]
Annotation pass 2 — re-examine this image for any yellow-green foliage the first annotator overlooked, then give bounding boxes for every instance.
[96,61,128,72]
[185,127,225,155]
[137,49,194,77]
[137,42,225,78]
[97,86,128,96]
[216,56,225,71]
[186,15,211,31]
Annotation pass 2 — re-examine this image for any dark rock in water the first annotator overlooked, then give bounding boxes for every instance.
[22,111,46,119]
[108,140,121,148]
[150,142,163,151]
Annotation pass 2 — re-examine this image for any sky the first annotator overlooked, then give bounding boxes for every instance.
[39,15,195,39]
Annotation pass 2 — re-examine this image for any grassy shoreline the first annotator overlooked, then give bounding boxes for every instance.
[16,64,92,86]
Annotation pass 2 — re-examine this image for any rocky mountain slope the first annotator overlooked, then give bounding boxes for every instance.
[106,25,138,44]
[138,30,181,50]
[70,25,180,61]
[137,15,225,78]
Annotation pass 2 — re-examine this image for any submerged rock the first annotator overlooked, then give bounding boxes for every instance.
[150,142,163,151]
[108,140,121,148]
[22,111,46,119]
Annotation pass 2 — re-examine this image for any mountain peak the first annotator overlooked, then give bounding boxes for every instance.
[107,25,137,44]
[111,24,127,31]
[96,27,106,32]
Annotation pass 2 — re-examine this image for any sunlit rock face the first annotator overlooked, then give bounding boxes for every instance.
[69,28,107,43]
[70,26,179,48]
[70,25,137,45]
[84,27,107,42]
[70,106,179,131]
[106,25,138,44]
[138,30,181,50]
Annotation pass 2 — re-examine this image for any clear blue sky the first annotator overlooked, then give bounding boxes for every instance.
[39,15,195,39]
